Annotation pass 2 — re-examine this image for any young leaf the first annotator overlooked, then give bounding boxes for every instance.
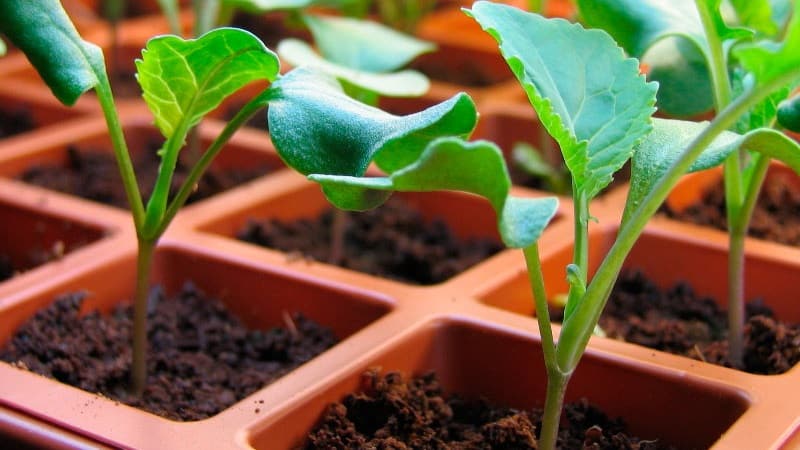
[303,14,434,72]
[576,0,751,116]
[623,118,800,223]
[267,67,477,177]
[309,138,560,248]
[136,28,279,138]
[277,39,429,97]
[0,0,104,105]
[735,0,800,87]
[730,0,778,35]
[467,1,657,199]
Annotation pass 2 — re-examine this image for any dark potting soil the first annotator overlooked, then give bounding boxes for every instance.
[302,369,674,450]
[582,270,800,375]
[662,175,800,246]
[0,254,14,282]
[0,283,338,421]
[0,108,35,138]
[19,144,269,209]
[237,198,504,285]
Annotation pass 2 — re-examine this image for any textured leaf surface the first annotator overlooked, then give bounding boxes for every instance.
[310,138,560,248]
[0,0,103,105]
[577,0,750,116]
[268,68,477,177]
[303,15,434,72]
[277,39,429,97]
[623,118,800,223]
[735,0,800,86]
[136,28,280,137]
[468,1,657,199]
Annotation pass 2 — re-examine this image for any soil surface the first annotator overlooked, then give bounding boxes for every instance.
[0,108,35,138]
[302,369,674,449]
[0,283,338,421]
[237,198,503,285]
[662,175,800,246]
[20,144,269,209]
[0,254,14,282]
[564,270,800,374]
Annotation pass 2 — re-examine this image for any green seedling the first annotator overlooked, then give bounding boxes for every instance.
[0,1,475,397]
[277,13,433,263]
[265,1,800,447]
[579,0,800,368]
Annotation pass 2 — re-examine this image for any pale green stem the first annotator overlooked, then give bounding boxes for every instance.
[522,243,563,450]
[94,74,145,228]
[194,0,220,36]
[728,154,770,366]
[141,121,192,238]
[130,238,156,396]
[154,89,274,237]
[556,70,800,373]
[568,187,588,303]
[539,368,569,450]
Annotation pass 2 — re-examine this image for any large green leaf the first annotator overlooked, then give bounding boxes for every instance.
[309,138,560,248]
[267,67,477,177]
[303,14,434,72]
[577,0,751,116]
[0,0,104,105]
[136,27,280,138]
[623,117,800,223]
[735,0,800,87]
[277,39,429,97]
[467,1,657,199]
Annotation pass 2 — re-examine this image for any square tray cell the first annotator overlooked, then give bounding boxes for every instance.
[0,241,393,448]
[0,114,284,211]
[248,317,748,449]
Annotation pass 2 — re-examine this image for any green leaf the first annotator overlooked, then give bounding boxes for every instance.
[623,118,800,223]
[576,0,751,116]
[277,39,430,97]
[734,0,800,86]
[467,1,657,199]
[732,69,792,132]
[512,143,558,180]
[0,0,104,105]
[730,0,778,35]
[222,0,314,13]
[303,14,434,72]
[136,27,280,138]
[267,67,477,177]
[309,138,560,247]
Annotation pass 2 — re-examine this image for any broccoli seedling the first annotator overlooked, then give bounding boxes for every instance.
[579,0,800,368]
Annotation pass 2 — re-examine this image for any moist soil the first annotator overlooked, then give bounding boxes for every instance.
[302,369,674,449]
[0,283,338,421]
[0,108,35,138]
[237,198,504,285]
[662,175,800,246]
[19,143,269,210]
[556,270,800,375]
